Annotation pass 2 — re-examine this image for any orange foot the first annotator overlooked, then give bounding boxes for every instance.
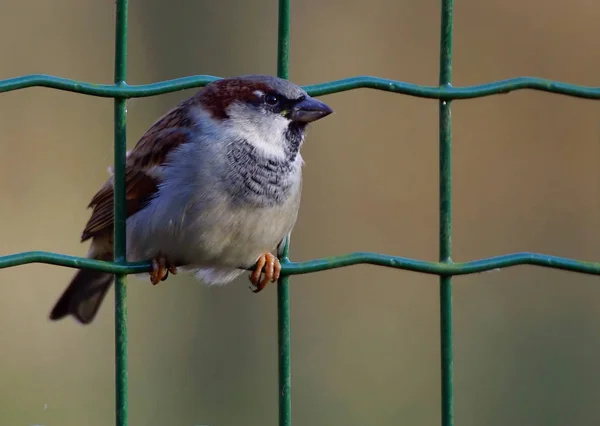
[150,255,178,285]
[249,253,281,293]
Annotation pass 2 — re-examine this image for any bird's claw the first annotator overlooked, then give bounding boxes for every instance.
[249,253,281,293]
[150,255,178,285]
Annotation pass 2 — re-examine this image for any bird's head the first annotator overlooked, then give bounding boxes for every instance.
[197,74,333,159]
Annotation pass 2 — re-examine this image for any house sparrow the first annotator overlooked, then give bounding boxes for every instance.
[49,74,333,324]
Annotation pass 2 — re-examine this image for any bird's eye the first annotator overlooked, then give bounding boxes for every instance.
[264,94,280,106]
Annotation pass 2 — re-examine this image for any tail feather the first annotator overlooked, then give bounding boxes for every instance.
[50,269,114,324]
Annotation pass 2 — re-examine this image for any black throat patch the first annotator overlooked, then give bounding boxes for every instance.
[225,137,300,207]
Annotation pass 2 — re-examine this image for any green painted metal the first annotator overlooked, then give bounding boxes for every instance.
[3,74,600,100]
[439,0,454,425]
[1,1,600,426]
[277,0,292,425]
[3,250,600,276]
[113,0,129,425]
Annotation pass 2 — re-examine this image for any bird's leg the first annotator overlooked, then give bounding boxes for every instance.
[249,253,281,293]
[150,254,178,285]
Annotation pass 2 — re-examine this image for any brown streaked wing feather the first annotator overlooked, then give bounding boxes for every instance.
[81,104,195,242]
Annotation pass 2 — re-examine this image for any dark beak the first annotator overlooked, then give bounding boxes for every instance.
[289,97,333,123]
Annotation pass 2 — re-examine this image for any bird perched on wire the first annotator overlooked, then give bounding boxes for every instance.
[49,74,333,324]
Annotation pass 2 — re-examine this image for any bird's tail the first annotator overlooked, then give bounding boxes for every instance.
[49,268,114,324]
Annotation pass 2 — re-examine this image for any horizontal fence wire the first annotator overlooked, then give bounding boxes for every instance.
[2,250,600,276]
[3,74,600,99]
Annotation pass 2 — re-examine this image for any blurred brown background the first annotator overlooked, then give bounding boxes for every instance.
[1,0,600,425]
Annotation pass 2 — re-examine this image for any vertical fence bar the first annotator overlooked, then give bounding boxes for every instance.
[438,0,454,425]
[276,0,291,425]
[113,0,129,425]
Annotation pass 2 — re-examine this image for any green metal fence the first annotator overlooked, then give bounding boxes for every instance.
[1,0,600,425]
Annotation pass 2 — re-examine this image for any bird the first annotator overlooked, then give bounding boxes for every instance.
[49,74,333,324]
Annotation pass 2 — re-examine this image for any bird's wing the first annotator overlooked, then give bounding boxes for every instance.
[81,103,195,242]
